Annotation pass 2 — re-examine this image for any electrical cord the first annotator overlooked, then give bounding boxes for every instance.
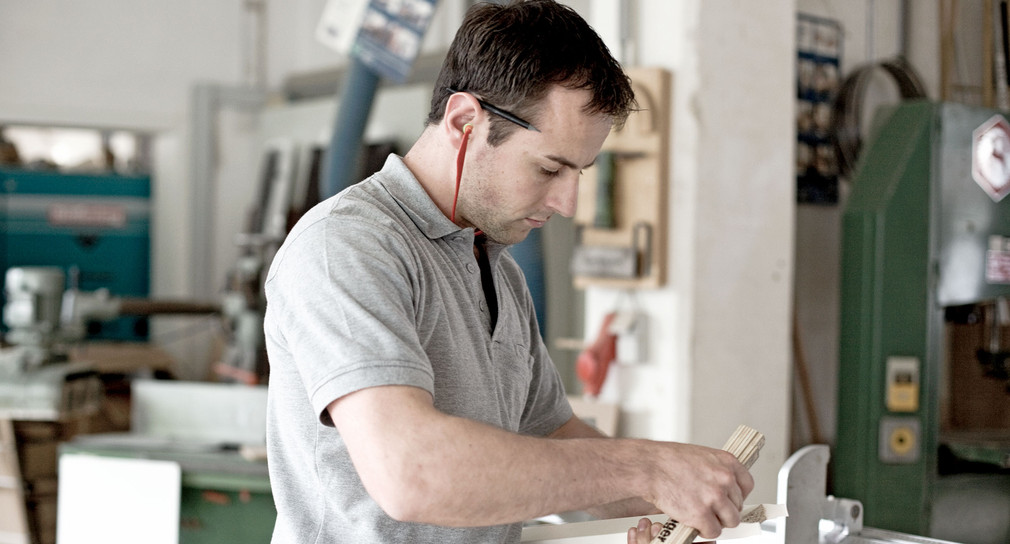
[830,56,928,179]
[452,123,474,223]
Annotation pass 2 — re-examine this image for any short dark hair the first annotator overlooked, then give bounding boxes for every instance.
[427,0,636,146]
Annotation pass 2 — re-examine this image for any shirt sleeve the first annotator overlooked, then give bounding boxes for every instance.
[265,214,434,426]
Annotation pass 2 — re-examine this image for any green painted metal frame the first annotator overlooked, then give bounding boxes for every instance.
[835,100,1010,535]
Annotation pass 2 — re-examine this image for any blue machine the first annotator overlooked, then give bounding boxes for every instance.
[0,167,151,341]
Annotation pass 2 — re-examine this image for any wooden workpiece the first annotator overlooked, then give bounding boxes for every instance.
[574,67,671,289]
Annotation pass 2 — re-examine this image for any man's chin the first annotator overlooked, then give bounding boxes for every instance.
[485,229,529,246]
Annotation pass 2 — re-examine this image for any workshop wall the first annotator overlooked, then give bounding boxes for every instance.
[0,1,241,129]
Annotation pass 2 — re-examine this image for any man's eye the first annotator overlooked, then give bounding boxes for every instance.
[540,168,560,177]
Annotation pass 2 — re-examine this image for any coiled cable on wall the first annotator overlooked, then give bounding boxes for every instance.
[831,56,928,179]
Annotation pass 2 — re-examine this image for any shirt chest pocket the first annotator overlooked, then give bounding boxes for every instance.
[489,339,533,431]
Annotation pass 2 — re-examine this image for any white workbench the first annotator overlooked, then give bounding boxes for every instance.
[521,514,780,544]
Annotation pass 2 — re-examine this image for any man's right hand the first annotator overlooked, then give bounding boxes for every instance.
[641,442,754,539]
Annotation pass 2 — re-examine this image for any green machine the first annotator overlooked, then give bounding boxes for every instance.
[835,100,1010,543]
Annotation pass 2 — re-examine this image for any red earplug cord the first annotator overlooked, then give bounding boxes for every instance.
[451,123,474,224]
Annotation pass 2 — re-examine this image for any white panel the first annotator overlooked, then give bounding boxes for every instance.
[57,454,181,544]
[131,380,268,445]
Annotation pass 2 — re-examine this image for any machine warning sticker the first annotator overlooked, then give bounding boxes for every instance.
[48,203,127,228]
[986,235,1010,284]
[973,114,1010,202]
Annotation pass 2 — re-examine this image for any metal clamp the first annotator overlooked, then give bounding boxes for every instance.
[777,445,864,544]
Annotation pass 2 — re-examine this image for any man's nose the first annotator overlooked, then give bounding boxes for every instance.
[547,172,579,218]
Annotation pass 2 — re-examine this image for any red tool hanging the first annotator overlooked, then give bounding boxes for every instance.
[576,312,618,397]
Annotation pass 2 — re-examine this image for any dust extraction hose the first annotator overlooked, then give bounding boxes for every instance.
[830,57,927,179]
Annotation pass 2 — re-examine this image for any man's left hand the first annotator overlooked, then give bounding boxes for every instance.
[627,517,662,544]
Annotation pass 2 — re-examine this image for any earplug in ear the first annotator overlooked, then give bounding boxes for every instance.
[462,123,473,135]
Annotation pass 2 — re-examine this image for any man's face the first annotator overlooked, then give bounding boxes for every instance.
[456,86,613,245]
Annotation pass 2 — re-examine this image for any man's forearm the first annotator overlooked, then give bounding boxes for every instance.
[548,413,659,520]
[331,386,652,527]
[330,385,753,537]
[587,497,659,520]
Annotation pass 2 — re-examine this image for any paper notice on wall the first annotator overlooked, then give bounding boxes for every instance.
[316,0,370,55]
[351,0,439,83]
[987,235,1010,284]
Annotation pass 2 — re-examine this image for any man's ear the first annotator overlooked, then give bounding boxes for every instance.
[442,92,481,146]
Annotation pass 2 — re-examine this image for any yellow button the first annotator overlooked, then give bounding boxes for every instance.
[887,383,919,412]
[889,426,916,456]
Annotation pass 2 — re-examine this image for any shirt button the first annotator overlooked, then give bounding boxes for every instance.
[466,263,476,274]
[479,300,486,312]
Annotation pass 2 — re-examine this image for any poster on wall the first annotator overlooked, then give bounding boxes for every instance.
[796,13,842,205]
[352,0,438,83]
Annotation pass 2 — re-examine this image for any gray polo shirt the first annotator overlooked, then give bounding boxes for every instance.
[264,154,573,543]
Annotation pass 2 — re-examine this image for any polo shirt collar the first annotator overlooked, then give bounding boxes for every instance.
[378,154,480,243]
[376,155,510,267]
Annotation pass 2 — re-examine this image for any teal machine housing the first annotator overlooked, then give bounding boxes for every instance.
[835,100,1010,541]
[0,167,151,340]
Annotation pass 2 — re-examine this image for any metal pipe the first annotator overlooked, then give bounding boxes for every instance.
[321,58,381,199]
[867,0,876,61]
[188,84,264,298]
[118,298,220,316]
[900,0,911,59]
[619,0,636,67]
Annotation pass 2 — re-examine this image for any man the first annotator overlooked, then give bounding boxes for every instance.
[264,1,754,543]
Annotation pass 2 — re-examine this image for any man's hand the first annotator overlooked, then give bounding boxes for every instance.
[642,442,754,539]
[627,517,662,544]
